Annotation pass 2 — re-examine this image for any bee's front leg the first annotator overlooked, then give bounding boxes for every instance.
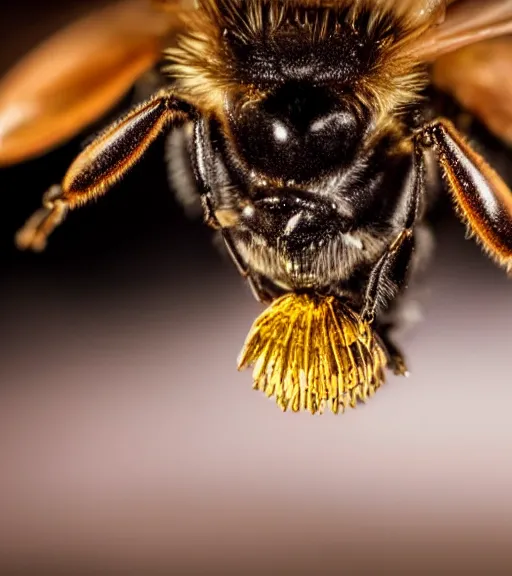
[220,230,275,303]
[362,229,416,376]
[361,147,426,374]
[16,92,194,251]
[362,147,424,318]
[423,118,512,273]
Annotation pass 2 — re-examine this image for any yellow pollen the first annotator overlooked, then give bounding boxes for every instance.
[238,293,389,415]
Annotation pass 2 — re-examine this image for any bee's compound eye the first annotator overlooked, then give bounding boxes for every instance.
[230,83,361,182]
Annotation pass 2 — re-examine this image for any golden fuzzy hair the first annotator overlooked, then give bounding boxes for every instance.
[164,0,441,118]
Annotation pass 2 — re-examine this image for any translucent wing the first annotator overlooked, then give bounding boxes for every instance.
[409,0,512,61]
[0,0,191,166]
[407,0,512,143]
[432,36,512,143]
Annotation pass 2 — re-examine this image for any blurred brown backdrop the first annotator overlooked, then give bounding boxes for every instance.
[1,2,512,574]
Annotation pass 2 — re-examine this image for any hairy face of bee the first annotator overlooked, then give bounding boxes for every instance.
[168,0,430,296]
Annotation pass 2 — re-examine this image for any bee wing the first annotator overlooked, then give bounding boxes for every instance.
[405,0,512,143]
[0,0,191,167]
[408,0,512,61]
[431,37,512,143]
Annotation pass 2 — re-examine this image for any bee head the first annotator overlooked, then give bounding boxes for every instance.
[167,0,429,291]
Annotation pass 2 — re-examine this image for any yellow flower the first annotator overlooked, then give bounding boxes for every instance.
[238,294,389,415]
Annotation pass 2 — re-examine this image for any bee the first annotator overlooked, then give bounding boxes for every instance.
[4,0,512,414]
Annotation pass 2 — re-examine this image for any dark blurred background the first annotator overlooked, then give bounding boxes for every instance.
[1,2,512,574]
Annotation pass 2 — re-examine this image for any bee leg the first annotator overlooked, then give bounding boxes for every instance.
[362,229,416,322]
[361,149,426,375]
[374,222,435,375]
[15,92,194,251]
[362,230,415,375]
[220,231,274,303]
[361,147,425,320]
[421,118,512,273]
[221,231,248,277]
[247,276,275,304]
